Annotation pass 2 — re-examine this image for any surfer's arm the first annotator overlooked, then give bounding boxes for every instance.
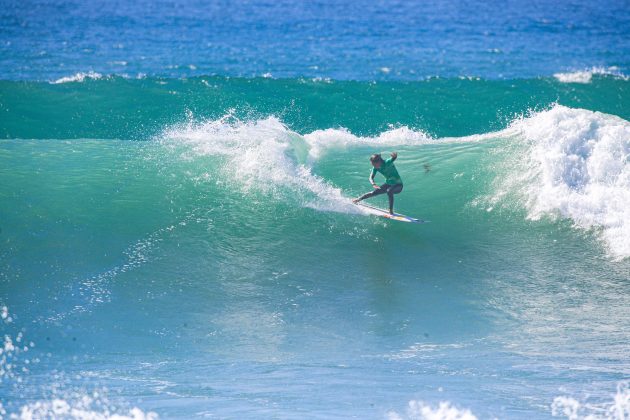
[369,168,378,188]
[383,153,397,165]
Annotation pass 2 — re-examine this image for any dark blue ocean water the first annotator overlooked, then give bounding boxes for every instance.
[2,0,629,81]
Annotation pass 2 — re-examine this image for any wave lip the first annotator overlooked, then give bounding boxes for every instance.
[553,67,628,84]
[161,107,630,258]
[495,105,630,259]
[51,71,104,84]
[160,114,358,214]
[304,126,433,161]
[159,113,474,216]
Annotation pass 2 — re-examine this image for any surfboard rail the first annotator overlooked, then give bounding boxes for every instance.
[355,202,429,223]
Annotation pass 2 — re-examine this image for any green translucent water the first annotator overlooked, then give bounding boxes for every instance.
[1,76,629,418]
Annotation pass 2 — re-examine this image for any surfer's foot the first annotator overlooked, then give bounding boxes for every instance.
[352,198,360,204]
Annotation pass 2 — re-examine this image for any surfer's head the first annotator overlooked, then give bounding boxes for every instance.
[370,153,384,168]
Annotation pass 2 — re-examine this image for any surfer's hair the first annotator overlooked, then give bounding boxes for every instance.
[370,154,384,164]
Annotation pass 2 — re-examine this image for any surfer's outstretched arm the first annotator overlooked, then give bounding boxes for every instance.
[369,169,378,188]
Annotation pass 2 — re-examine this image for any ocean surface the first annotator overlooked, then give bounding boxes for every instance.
[1,1,630,419]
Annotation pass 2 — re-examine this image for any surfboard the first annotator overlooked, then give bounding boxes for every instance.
[355,202,428,224]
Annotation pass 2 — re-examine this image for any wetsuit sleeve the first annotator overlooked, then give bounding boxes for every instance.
[370,167,377,183]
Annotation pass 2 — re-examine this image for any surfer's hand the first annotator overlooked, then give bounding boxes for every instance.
[391,152,398,160]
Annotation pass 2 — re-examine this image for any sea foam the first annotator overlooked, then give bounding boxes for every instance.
[1,305,156,420]
[498,105,630,259]
[552,382,630,420]
[304,125,432,161]
[161,107,630,258]
[160,115,434,214]
[388,400,478,420]
[553,67,628,84]
[161,115,356,213]
[51,71,104,84]
[10,398,157,420]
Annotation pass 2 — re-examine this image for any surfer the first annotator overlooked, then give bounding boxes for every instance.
[353,152,403,214]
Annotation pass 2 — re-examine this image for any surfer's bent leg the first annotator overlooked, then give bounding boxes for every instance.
[357,184,389,201]
[387,184,403,213]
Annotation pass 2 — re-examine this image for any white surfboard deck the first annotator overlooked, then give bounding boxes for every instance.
[355,202,429,224]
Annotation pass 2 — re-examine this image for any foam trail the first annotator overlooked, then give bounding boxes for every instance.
[41,217,191,323]
[490,105,630,259]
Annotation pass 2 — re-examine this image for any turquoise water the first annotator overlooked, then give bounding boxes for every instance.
[2,76,629,139]
[2,0,630,417]
[1,75,629,418]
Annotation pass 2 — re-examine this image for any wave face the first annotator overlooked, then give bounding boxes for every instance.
[1,76,630,419]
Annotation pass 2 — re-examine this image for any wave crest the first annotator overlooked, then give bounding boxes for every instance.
[160,114,434,214]
[490,105,630,259]
[159,107,630,258]
[51,71,105,84]
[553,67,628,84]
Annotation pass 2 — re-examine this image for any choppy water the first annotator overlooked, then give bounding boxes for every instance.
[2,0,630,80]
[1,1,630,419]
